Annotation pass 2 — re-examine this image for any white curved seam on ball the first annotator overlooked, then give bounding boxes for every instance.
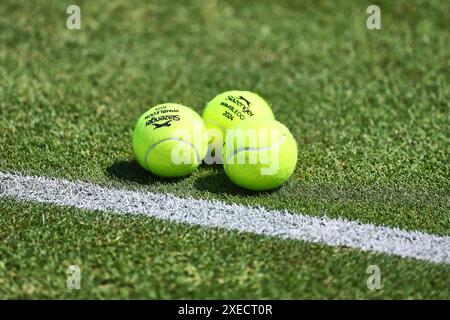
[204,118,226,132]
[224,133,287,171]
[144,138,202,167]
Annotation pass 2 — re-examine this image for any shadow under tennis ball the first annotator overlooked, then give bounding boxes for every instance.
[105,159,189,186]
[193,165,280,197]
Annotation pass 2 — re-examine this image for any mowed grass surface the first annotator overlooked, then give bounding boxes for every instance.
[0,0,449,298]
[1,199,449,299]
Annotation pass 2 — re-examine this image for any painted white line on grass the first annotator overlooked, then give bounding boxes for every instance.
[1,171,449,264]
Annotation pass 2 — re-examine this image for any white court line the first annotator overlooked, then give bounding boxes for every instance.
[0,171,449,264]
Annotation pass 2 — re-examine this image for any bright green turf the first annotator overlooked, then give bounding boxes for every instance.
[1,199,449,299]
[0,0,449,298]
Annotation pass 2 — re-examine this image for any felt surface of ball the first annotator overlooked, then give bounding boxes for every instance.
[202,91,275,158]
[133,103,208,177]
[223,118,297,191]
[202,91,274,135]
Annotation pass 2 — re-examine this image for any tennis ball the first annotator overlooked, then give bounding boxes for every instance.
[223,118,297,191]
[133,103,208,177]
[202,90,275,163]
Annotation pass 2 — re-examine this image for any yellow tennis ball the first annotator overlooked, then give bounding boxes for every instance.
[132,103,208,177]
[202,90,275,163]
[223,118,297,191]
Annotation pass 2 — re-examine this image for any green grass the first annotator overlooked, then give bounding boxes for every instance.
[0,0,449,298]
[1,199,449,299]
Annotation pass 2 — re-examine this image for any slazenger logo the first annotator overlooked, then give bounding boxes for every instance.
[227,95,251,108]
[145,115,180,129]
[226,95,254,117]
[238,95,251,107]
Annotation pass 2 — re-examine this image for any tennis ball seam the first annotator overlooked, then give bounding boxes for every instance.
[223,133,287,171]
[144,138,202,169]
[204,118,226,132]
